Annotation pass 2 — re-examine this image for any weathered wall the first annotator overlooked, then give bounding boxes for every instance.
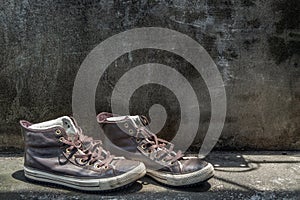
[0,0,299,151]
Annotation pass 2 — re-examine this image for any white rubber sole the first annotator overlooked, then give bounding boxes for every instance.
[146,163,214,186]
[24,163,146,191]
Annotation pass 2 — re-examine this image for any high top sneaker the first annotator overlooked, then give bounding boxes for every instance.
[97,112,214,187]
[20,116,146,191]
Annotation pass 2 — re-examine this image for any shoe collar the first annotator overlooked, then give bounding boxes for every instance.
[21,116,79,138]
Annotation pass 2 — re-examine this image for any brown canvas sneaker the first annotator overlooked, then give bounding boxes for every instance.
[97,112,214,187]
[20,116,146,191]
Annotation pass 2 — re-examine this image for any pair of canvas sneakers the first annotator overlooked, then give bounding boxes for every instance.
[20,112,214,191]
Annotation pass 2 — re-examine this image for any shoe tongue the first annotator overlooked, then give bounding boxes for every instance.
[59,116,79,137]
[128,115,144,128]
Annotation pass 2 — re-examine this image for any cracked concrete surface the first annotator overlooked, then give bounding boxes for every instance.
[0,151,299,199]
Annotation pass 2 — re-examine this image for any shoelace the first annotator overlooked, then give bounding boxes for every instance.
[137,126,184,164]
[60,119,114,168]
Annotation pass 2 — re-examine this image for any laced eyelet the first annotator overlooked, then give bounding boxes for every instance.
[94,164,101,169]
[59,137,64,142]
[79,159,86,164]
[55,129,61,135]
[124,123,129,128]
[74,143,82,148]
[148,149,152,153]
[65,148,70,153]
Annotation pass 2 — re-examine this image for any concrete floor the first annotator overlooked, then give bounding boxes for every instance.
[0,151,299,199]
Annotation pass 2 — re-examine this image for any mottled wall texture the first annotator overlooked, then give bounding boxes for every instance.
[0,0,299,152]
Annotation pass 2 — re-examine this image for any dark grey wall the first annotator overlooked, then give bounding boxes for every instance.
[0,0,299,151]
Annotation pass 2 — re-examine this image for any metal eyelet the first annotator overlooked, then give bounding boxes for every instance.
[94,164,101,169]
[129,129,133,134]
[162,158,167,162]
[75,143,82,148]
[55,129,61,135]
[141,144,146,149]
[124,123,129,128]
[136,138,141,143]
[103,165,108,169]
[79,159,86,164]
[59,137,64,142]
[65,148,70,153]
[148,149,152,153]
[142,118,147,125]
[170,161,175,165]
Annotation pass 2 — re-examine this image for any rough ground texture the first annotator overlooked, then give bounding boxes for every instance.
[0,0,299,151]
[0,151,299,199]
